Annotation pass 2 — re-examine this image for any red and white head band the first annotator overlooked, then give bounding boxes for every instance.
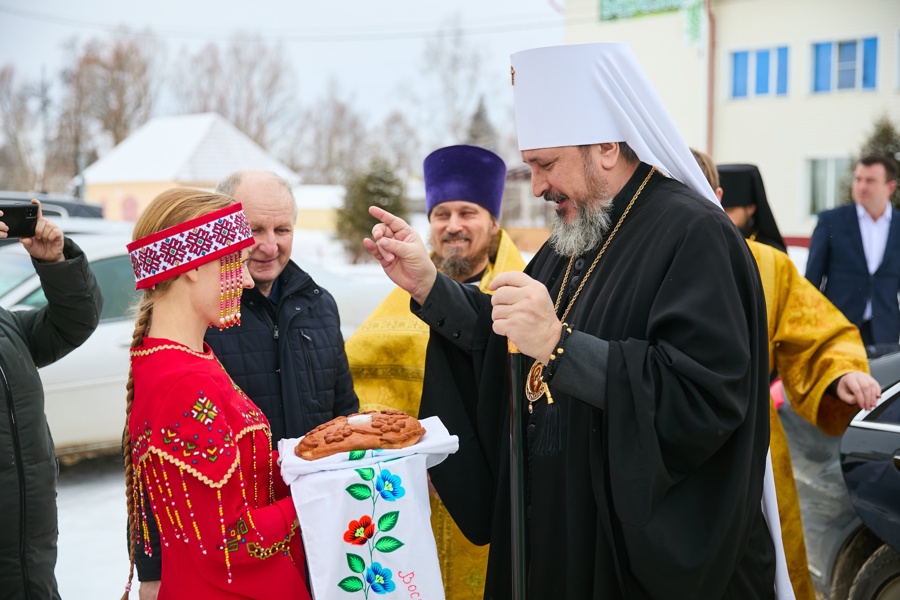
[127,204,254,290]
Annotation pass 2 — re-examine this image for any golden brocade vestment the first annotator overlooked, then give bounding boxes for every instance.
[751,240,869,600]
[345,229,526,599]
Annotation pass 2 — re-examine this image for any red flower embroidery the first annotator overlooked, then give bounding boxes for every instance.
[343,516,375,545]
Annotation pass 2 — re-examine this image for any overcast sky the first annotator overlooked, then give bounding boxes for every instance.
[0,0,566,129]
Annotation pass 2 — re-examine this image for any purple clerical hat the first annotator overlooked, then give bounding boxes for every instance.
[424,145,507,218]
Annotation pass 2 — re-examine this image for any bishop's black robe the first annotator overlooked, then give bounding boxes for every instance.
[417,163,775,599]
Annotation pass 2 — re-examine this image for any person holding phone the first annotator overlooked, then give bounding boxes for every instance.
[0,200,39,239]
[0,199,103,599]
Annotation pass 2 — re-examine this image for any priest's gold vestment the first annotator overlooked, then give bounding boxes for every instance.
[751,240,869,600]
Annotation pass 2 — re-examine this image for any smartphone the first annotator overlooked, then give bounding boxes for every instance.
[0,201,39,238]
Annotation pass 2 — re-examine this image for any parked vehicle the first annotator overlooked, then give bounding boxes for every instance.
[782,349,900,599]
[0,190,103,219]
[0,232,139,463]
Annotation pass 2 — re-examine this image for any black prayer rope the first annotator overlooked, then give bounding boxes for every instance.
[542,323,573,384]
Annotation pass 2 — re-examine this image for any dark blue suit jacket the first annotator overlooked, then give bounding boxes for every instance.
[806,203,900,345]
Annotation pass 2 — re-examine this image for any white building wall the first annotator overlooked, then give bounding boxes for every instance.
[565,0,900,238]
[713,0,900,237]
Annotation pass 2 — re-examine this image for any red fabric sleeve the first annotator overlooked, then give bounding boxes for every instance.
[136,372,308,597]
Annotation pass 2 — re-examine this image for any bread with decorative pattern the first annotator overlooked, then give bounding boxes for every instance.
[294,410,426,460]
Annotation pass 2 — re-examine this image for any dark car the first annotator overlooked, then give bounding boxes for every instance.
[0,190,103,218]
[0,191,108,246]
[781,350,900,599]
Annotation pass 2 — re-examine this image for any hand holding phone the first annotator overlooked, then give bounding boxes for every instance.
[0,201,39,239]
[1,199,65,262]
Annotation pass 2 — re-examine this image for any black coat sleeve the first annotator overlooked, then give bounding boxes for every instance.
[15,237,102,368]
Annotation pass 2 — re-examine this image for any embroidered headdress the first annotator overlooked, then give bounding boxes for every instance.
[127,204,253,291]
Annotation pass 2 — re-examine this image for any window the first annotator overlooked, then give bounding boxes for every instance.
[813,37,877,93]
[17,255,139,322]
[809,158,851,214]
[731,46,789,98]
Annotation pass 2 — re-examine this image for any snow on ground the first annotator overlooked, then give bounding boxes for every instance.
[56,455,131,599]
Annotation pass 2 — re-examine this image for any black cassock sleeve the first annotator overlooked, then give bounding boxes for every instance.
[416,273,504,546]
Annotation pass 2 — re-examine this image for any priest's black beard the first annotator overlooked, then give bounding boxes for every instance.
[436,252,482,281]
[432,233,489,281]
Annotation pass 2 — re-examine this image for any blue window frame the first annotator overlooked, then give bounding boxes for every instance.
[732,51,749,98]
[814,42,832,92]
[731,46,789,98]
[862,38,877,89]
[756,50,770,95]
[776,47,789,94]
[813,37,877,92]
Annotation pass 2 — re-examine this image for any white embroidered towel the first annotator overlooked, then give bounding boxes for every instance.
[279,416,459,600]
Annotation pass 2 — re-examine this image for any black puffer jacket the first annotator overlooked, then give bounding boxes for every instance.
[205,259,358,442]
[0,238,102,600]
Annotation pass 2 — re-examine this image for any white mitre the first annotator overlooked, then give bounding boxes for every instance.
[510,42,719,205]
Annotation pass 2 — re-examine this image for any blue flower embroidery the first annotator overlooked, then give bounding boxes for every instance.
[375,470,405,501]
[365,562,396,594]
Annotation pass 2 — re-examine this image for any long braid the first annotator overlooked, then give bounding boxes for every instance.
[121,295,153,600]
[120,187,237,598]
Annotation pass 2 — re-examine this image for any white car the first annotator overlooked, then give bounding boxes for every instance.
[1,231,139,463]
[1,230,396,462]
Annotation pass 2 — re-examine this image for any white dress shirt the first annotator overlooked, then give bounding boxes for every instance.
[857,203,892,321]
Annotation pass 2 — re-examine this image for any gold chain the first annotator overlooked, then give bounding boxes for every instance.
[553,166,656,322]
[525,166,656,412]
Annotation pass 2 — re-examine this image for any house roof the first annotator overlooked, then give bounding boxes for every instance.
[82,112,299,185]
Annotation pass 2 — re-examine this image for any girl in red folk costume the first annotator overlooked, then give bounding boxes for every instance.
[121,188,310,600]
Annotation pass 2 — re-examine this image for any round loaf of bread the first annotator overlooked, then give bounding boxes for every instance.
[294,410,426,460]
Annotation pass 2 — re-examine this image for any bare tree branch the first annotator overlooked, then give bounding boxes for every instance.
[0,65,37,190]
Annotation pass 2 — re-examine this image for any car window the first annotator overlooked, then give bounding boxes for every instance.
[18,255,140,322]
[92,255,140,321]
[0,253,36,297]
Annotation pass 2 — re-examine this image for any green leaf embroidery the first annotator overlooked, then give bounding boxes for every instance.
[338,576,364,592]
[346,553,365,573]
[348,450,366,460]
[346,483,372,500]
[374,536,404,553]
[355,467,375,481]
[377,511,399,532]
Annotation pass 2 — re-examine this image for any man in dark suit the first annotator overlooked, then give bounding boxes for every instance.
[806,155,900,348]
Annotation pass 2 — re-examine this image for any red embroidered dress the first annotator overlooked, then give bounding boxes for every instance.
[129,338,310,599]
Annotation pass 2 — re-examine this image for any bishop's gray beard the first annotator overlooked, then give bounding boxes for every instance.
[547,200,613,257]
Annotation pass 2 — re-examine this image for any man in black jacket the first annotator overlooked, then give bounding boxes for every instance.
[136,171,358,598]
[0,202,102,600]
